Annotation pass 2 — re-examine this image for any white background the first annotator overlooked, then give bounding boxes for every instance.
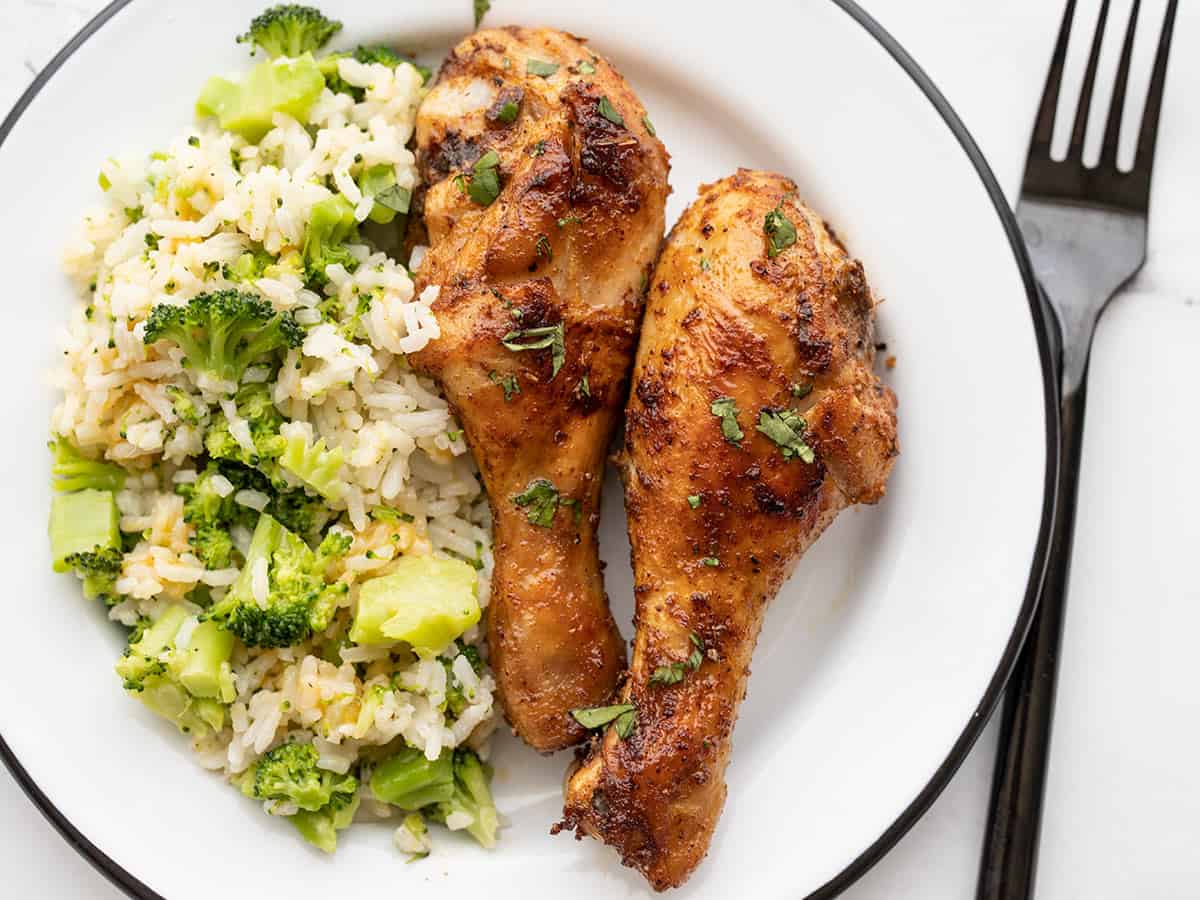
[1,0,1196,897]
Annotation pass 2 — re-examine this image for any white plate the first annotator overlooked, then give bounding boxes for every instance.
[0,1,1056,898]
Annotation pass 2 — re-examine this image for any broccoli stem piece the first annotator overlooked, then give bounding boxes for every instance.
[302,195,359,285]
[49,489,119,572]
[279,425,346,501]
[427,749,499,849]
[369,747,455,810]
[49,437,126,492]
[196,55,326,143]
[172,620,235,701]
[349,556,480,652]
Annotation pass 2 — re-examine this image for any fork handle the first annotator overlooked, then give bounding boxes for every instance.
[977,366,1088,900]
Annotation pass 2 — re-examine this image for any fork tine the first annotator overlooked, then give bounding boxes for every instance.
[1097,0,1141,169]
[1028,0,1078,159]
[1133,0,1178,174]
[1065,0,1111,161]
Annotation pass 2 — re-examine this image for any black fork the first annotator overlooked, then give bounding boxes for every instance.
[978,2,1178,898]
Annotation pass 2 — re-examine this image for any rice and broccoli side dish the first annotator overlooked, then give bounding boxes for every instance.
[49,6,499,858]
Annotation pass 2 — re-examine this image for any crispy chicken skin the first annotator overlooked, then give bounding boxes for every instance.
[558,170,898,888]
[409,27,670,752]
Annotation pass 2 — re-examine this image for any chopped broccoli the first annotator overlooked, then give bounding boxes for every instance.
[49,488,120,572]
[115,604,233,735]
[62,546,123,604]
[164,385,204,425]
[443,642,485,716]
[349,556,479,652]
[204,383,288,478]
[224,245,275,283]
[196,54,325,143]
[267,483,334,538]
[319,45,430,101]
[249,742,358,811]
[291,788,360,853]
[50,436,125,493]
[369,747,455,810]
[279,425,347,501]
[427,749,498,849]
[144,290,303,385]
[302,194,359,286]
[393,811,432,859]
[237,5,343,59]
[206,513,348,647]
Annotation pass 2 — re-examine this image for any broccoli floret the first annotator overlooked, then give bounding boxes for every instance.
[115,604,233,735]
[223,245,275,283]
[206,513,347,647]
[62,546,123,604]
[302,195,359,286]
[427,749,498,849]
[249,742,357,811]
[49,488,121,573]
[177,461,259,568]
[204,383,288,478]
[319,46,430,101]
[267,485,333,538]
[165,385,205,426]
[237,5,343,59]
[50,436,126,492]
[143,290,303,385]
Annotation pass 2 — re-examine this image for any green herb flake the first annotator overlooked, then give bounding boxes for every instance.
[535,233,553,262]
[756,408,815,463]
[763,204,797,258]
[571,702,636,730]
[577,60,596,75]
[614,708,637,739]
[687,494,701,509]
[557,215,580,228]
[488,370,521,401]
[701,557,720,567]
[700,257,710,271]
[473,0,490,28]
[597,96,624,127]
[187,135,200,147]
[97,171,111,191]
[526,59,559,77]
[494,99,520,124]
[642,115,656,136]
[576,374,590,399]
[124,206,143,223]
[465,150,502,206]
[649,663,685,687]
[501,322,565,378]
[710,396,743,445]
[513,478,562,528]
[375,183,411,214]
[530,140,546,157]
[790,382,813,399]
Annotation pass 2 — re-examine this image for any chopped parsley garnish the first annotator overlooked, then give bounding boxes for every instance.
[465,150,501,206]
[687,494,701,509]
[791,381,813,399]
[530,140,546,157]
[535,233,553,262]
[597,96,624,127]
[571,703,637,738]
[642,115,656,136]
[513,478,571,528]
[374,184,411,215]
[501,322,565,378]
[710,396,743,445]
[576,374,590,398]
[526,59,559,77]
[494,99,520,124]
[756,408,815,463]
[763,204,797,258]
[701,557,720,567]
[488,370,520,401]
[187,135,200,147]
[577,59,596,75]
[700,257,710,271]
[447,430,463,442]
[557,215,579,228]
[473,0,490,28]
[652,632,705,685]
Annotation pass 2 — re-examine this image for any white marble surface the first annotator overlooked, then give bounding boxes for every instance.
[1,1,1196,897]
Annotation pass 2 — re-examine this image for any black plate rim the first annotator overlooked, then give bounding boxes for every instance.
[0,2,1059,898]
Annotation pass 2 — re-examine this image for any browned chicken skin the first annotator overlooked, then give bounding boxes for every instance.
[558,170,898,888]
[409,27,671,752]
